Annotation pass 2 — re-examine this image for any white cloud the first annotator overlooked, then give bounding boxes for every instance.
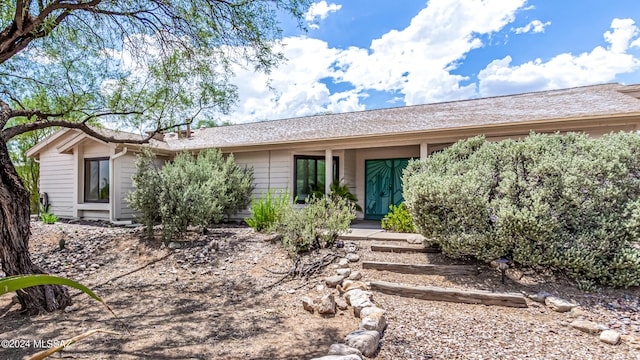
[331,0,526,105]
[305,1,342,28]
[219,37,364,123]
[478,18,640,97]
[224,0,529,122]
[604,18,639,53]
[512,20,551,34]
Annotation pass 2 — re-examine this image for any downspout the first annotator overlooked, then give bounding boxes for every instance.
[109,147,128,222]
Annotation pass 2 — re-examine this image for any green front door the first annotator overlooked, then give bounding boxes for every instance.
[365,158,409,220]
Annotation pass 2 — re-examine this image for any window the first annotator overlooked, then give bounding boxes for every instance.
[84,158,109,202]
[294,155,338,203]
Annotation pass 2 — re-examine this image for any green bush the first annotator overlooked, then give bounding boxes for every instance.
[245,189,292,232]
[275,195,356,254]
[381,203,416,233]
[127,148,253,241]
[404,132,640,287]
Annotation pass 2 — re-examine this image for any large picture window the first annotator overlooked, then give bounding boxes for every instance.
[84,158,109,203]
[294,155,338,203]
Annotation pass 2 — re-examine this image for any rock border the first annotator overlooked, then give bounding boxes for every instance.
[308,241,386,360]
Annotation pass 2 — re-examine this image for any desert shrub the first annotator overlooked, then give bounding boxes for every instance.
[275,195,356,254]
[381,203,416,233]
[127,148,253,241]
[126,148,162,234]
[404,132,640,287]
[245,189,292,232]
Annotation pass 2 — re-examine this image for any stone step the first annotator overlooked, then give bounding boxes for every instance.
[370,280,528,308]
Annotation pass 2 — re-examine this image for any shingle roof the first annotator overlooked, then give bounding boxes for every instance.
[164,83,640,150]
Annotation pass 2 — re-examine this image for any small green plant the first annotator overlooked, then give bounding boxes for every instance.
[275,195,356,254]
[312,179,362,212]
[381,203,417,233]
[39,205,58,224]
[245,189,292,232]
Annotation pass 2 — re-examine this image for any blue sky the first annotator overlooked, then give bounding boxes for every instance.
[219,0,640,123]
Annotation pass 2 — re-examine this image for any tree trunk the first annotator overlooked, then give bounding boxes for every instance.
[0,138,71,315]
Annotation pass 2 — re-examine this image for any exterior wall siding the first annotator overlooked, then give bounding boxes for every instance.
[39,147,74,218]
[82,141,112,159]
[114,153,138,220]
[230,150,291,220]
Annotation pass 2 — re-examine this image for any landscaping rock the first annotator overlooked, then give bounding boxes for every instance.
[262,233,281,242]
[346,253,360,262]
[337,268,351,277]
[568,307,587,318]
[318,294,337,315]
[359,307,387,332]
[600,330,621,345]
[360,306,385,318]
[302,296,315,313]
[168,242,181,249]
[328,343,364,358]
[335,296,349,311]
[344,288,372,304]
[338,259,350,268]
[348,271,363,280]
[406,234,425,244]
[529,291,552,303]
[345,289,374,317]
[545,296,578,312]
[345,244,358,253]
[325,275,346,288]
[570,320,601,334]
[345,330,380,357]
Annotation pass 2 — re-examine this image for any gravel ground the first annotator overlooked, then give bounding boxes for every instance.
[0,221,639,359]
[353,239,640,360]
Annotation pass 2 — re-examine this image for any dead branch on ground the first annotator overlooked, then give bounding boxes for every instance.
[263,251,341,289]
